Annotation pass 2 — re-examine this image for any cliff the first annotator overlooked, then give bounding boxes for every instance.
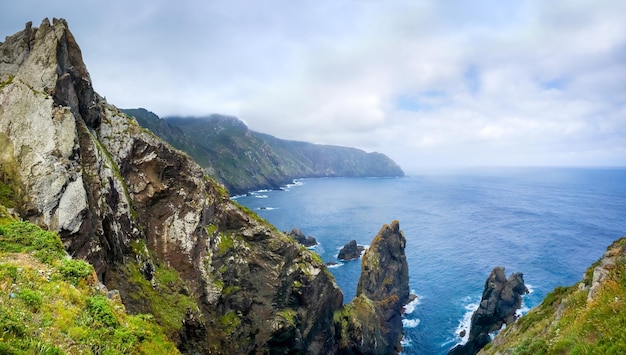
[0,19,343,353]
[480,238,626,354]
[123,108,405,194]
[335,221,415,354]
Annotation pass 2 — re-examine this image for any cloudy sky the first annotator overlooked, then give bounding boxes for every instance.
[2,0,625,172]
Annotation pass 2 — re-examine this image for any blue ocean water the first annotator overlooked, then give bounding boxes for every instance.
[234,167,626,354]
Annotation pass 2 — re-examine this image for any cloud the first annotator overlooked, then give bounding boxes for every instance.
[1,0,625,171]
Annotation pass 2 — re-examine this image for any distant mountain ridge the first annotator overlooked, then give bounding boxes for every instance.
[123,108,404,194]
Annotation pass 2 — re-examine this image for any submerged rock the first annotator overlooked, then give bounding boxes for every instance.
[337,239,364,261]
[448,267,528,355]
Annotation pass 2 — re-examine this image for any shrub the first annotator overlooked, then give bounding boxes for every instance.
[58,258,93,284]
[86,295,119,328]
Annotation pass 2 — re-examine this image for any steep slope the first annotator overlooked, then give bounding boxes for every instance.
[480,238,626,354]
[124,108,404,194]
[0,18,344,353]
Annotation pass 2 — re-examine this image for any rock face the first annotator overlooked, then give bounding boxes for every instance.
[338,239,365,261]
[285,228,318,247]
[335,221,414,354]
[1,19,345,354]
[123,108,405,194]
[448,267,528,355]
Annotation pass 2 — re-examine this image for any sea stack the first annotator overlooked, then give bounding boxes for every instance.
[448,267,529,355]
[335,220,415,354]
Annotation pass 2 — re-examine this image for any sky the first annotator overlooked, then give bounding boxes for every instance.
[1,0,625,172]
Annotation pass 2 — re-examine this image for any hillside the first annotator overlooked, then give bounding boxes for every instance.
[480,238,626,354]
[123,108,404,194]
[0,205,179,354]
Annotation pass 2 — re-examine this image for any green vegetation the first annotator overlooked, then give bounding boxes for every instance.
[333,294,377,349]
[58,258,94,285]
[0,220,66,263]
[0,179,16,209]
[0,215,180,354]
[217,233,235,255]
[0,75,14,90]
[218,311,241,335]
[276,309,298,327]
[125,261,198,335]
[484,238,626,354]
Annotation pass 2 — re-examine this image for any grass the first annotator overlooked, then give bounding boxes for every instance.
[0,212,180,354]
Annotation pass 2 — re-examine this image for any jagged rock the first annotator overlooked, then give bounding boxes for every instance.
[1,19,345,354]
[448,267,529,355]
[285,228,318,247]
[335,220,414,354]
[338,239,364,261]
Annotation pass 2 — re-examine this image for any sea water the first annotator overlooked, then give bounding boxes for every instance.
[234,167,626,354]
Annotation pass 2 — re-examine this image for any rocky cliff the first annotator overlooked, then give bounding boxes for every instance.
[448,268,528,355]
[0,19,345,353]
[480,238,626,354]
[335,221,415,354]
[123,108,405,195]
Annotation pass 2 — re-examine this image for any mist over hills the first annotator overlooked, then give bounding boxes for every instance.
[123,108,404,194]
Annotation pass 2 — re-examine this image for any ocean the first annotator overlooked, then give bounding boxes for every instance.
[233,167,626,354]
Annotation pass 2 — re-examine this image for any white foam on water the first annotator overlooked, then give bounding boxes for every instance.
[402,318,421,328]
[403,292,421,314]
[254,194,269,198]
[326,263,343,269]
[257,207,277,210]
[285,180,305,190]
[400,336,412,348]
[451,297,479,346]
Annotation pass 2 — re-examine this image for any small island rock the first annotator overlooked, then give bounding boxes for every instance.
[338,240,365,261]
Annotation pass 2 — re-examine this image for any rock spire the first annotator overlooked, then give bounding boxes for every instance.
[448,267,529,355]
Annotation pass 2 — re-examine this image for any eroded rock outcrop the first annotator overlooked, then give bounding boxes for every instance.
[1,19,344,353]
[335,220,415,354]
[338,239,365,261]
[285,228,318,247]
[448,267,528,355]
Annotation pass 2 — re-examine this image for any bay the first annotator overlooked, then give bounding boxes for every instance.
[234,167,626,354]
